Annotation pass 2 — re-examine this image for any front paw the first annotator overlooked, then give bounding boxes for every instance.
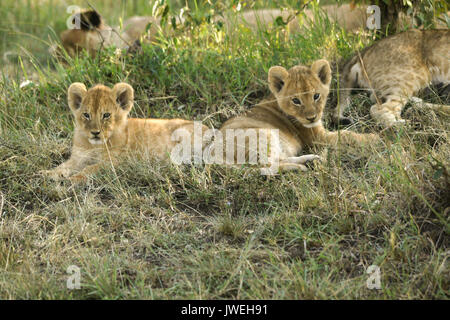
[287,154,323,164]
[40,168,72,181]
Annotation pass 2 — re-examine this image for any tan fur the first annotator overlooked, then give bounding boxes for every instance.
[42,83,206,181]
[335,29,450,127]
[211,60,379,172]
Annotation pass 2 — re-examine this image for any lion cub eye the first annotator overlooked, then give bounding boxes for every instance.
[103,113,111,120]
[292,98,302,105]
[314,93,321,101]
[83,113,90,120]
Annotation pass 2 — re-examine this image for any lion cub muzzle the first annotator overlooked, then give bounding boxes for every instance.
[89,130,103,145]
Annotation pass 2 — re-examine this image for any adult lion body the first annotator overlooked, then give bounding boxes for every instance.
[43,83,206,181]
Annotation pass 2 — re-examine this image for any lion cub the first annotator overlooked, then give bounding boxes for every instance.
[210,60,379,173]
[334,29,450,127]
[43,83,205,181]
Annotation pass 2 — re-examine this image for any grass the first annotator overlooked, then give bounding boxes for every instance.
[0,0,449,299]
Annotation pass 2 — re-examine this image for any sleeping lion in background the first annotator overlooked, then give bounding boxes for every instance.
[53,4,369,59]
[53,4,448,59]
[52,9,163,59]
[218,3,449,35]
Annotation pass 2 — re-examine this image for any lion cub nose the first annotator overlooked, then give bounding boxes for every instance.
[91,131,101,136]
[306,116,317,122]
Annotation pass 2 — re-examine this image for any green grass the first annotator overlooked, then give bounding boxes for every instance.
[0,0,449,299]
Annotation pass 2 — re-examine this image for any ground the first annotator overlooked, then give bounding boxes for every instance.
[0,0,448,299]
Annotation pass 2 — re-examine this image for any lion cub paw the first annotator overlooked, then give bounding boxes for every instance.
[278,154,322,172]
[284,154,322,164]
[40,168,72,181]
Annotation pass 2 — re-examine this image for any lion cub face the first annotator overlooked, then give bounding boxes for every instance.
[268,60,331,128]
[68,83,134,145]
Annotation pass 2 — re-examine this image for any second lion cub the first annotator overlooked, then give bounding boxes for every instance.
[43,82,207,182]
[211,60,379,173]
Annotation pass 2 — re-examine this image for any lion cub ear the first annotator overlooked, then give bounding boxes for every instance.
[268,66,289,96]
[68,83,87,112]
[113,83,134,112]
[311,59,331,86]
